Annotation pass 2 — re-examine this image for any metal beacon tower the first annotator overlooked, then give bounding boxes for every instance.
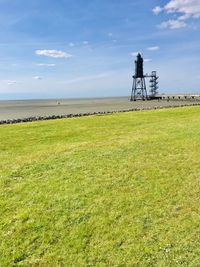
[130,53,159,101]
[131,53,147,101]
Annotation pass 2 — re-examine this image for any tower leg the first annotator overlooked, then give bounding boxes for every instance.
[130,77,135,101]
[131,77,148,101]
[141,78,145,100]
[134,79,137,101]
[143,78,147,100]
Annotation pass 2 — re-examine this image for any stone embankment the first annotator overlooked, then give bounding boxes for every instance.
[1,102,200,125]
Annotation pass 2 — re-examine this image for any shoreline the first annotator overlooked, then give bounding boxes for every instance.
[1,101,200,125]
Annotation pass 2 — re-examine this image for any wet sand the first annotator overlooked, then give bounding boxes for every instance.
[0,97,200,121]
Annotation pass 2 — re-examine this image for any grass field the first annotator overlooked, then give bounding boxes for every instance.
[0,106,200,266]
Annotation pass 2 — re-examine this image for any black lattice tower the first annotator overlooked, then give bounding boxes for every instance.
[149,71,159,97]
[130,53,148,101]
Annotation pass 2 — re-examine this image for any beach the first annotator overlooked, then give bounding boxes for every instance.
[0,96,200,121]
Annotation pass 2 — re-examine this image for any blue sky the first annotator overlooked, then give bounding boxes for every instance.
[0,0,200,99]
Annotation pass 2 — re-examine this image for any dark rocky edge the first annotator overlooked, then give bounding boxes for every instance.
[1,102,200,125]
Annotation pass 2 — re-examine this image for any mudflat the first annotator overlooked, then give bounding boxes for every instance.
[0,96,200,120]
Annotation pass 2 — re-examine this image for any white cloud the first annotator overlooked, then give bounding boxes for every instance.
[108,32,113,37]
[152,6,163,14]
[147,46,160,51]
[178,14,190,20]
[154,0,200,30]
[69,42,75,47]
[83,41,89,45]
[159,19,187,29]
[35,50,72,58]
[36,63,56,67]
[3,80,17,85]
[144,58,152,63]
[164,0,200,18]
[33,76,42,80]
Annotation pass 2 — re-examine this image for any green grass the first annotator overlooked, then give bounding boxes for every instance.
[0,106,200,266]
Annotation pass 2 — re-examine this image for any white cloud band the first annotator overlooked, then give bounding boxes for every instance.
[35,49,72,58]
[147,46,160,51]
[159,19,187,29]
[153,0,200,29]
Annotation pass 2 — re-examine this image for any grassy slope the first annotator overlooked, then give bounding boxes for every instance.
[0,107,200,266]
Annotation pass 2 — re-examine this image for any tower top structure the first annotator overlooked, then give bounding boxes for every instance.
[135,53,144,78]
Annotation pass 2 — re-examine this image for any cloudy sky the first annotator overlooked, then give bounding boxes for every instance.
[0,0,200,99]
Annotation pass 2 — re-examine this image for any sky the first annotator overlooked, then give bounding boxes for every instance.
[0,0,200,100]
